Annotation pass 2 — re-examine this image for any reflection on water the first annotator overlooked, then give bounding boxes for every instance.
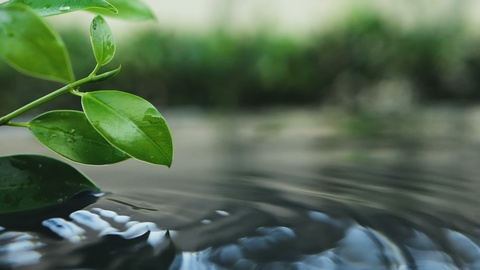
[1,107,480,269]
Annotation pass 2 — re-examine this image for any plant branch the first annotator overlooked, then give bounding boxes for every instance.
[6,121,29,128]
[89,63,101,78]
[0,66,121,126]
[0,76,90,126]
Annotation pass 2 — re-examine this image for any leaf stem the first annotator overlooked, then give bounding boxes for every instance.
[89,63,101,78]
[0,66,121,126]
[6,122,30,128]
[0,76,91,126]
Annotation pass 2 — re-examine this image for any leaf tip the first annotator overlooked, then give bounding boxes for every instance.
[107,5,118,14]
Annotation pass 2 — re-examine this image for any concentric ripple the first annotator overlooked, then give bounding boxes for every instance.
[2,203,480,270]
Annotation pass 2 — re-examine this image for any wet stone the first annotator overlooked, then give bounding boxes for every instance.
[256,226,296,244]
[4,197,480,269]
[232,258,256,270]
[302,252,337,268]
[336,225,384,264]
[42,218,85,243]
[444,229,480,264]
[210,244,243,266]
[238,235,274,259]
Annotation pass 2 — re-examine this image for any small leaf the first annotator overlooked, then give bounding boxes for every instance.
[0,155,100,214]
[29,110,129,165]
[0,4,74,83]
[87,0,154,21]
[90,15,115,66]
[91,65,121,82]
[1,0,117,17]
[81,90,173,167]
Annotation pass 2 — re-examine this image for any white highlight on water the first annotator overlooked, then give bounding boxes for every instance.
[70,210,111,231]
[215,210,230,216]
[42,218,85,243]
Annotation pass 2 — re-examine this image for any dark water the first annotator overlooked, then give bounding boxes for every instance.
[1,108,480,269]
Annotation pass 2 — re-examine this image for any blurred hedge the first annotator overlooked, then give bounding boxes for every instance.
[1,8,480,115]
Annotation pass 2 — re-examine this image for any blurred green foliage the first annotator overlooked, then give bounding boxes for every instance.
[1,8,480,114]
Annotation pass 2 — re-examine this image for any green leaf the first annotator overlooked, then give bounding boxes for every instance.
[91,65,121,82]
[81,91,173,167]
[0,4,74,83]
[29,110,130,165]
[87,0,154,21]
[90,15,115,66]
[0,155,100,214]
[2,0,117,17]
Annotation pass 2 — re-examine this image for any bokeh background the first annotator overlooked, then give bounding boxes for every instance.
[3,0,480,114]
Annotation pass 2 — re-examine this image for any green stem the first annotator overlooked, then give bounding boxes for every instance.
[0,76,91,126]
[0,66,121,126]
[6,121,30,128]
[89,63,101,78]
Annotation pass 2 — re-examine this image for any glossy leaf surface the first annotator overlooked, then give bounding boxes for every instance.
[29,110,129,165]
[82,91,173,167]
[0,4,74,83]
[2,0,117,17]
[90,15,115,66]
[87,0,154,21]
[0,155,100,214]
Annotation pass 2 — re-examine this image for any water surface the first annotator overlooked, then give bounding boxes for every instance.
[1,107,480,269]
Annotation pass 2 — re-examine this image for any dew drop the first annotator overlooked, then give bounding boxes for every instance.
[49,134,58,139]
[0,13,12,24]
[143,108,162,124]
[69,129,75,134]
[59,5,71,12]
[66,138,75,144]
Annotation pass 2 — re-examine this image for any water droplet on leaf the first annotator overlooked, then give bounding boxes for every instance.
[143,108,162,124]
[59,5,71,12]
[0,13,12,24]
